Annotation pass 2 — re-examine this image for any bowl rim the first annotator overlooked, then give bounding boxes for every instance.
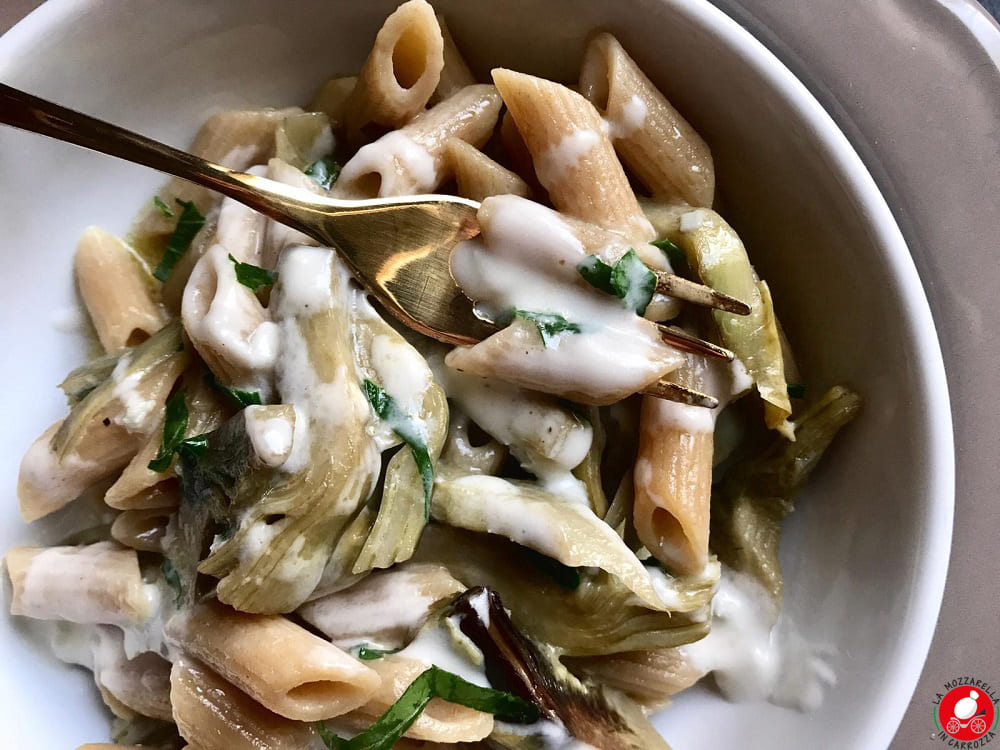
[0,0,955,747]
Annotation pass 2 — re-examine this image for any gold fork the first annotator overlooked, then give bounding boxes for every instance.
[0,83,744,408]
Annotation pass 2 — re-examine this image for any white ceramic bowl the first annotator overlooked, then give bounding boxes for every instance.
[0,1,953,748]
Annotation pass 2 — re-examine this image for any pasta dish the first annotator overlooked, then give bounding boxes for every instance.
[4,2,861,748]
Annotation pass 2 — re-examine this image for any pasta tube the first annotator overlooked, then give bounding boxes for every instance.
[74,227,167,353]
[492,69,653,240]
[579,33,715,206]
[633,359,714,576]
[164,599,379,721]
[6,543,156,627]
[169,654,319,750]
[433,14,476,101]
[344,0,444,134]
[336,84,502,199]
[350,656,494,742]
[444,138,531,201]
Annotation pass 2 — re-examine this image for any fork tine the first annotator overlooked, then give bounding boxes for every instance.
[642,380,719,408]
[655,273,751,316]
[657,324,734,361]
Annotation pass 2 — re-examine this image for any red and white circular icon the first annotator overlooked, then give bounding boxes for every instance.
[939,686,995,740]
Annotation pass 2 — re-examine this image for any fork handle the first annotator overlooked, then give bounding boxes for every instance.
[0,82,311,227]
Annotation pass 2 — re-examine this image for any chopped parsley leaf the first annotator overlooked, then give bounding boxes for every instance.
[363,379,434,515]
[152,199,205,282]
[513,310,582,348]
[228,254,277,292]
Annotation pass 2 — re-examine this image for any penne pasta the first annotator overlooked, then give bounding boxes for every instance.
[433,14,476,101]
[444,138,531,201]
[335,84,502,199]
[492,68,653,239]
[309,75,359,130]
[165,599,380,721]
[74,227,168,353]
[6,543,156,627]
[579,33,715,207]
[351,655,494,742]
[169,654,318,750]
[633,361,714,576]
[344,0,444,135]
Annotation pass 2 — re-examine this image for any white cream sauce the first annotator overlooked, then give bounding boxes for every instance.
[602,94,648,140]
[243,406,295,467]
[449,195,680,403]
[681,569,836,711]
[182,243,280,398]
[49,305,86,334]
[110,353,158,432]
[300,567,449,648]
[337,131,438,197]
[431,356,591,501]
[18,425,98,506]
[494,719,599,750]
[395,619,490,689]
[215,164,268,264]
[534,128,600,185]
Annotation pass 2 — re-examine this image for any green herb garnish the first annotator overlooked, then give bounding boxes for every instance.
[153,196,174,218]
[160,558,183,605]
[203,369,263,408]
[152,199,206,282]
[651,237,686,268]
[148,390,208,472]
[228,254,276,292]
[305,157,342,190]
[513,310,582,347]
[577,248,657,315]
[787,383,807,399]
[316,666,538,750]
[363,380,434,515]
[354,645,401,661]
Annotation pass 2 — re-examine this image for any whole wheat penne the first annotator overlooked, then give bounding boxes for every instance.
[164,599,380,721]
[579,33,715,207]
[433,14,476,101]
[344,0,444,135]
[633,360,714,576]
[309,75,358,130]
[170,654,319,750]
[444,138,531,201]
[6,543,156,627]
[352,655,494,742]
[492,68,653,240]
[74,227,168,353]
[336,84,501,199]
